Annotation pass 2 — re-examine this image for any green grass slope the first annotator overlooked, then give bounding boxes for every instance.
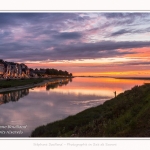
[31,83,150,137]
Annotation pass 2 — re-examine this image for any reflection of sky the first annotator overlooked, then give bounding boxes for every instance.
[0,77,150,137]
[49,77,150,96]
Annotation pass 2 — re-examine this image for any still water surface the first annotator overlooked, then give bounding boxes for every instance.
[0,77,150,137]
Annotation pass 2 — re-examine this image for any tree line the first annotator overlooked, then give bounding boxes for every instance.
[45,68,72,77]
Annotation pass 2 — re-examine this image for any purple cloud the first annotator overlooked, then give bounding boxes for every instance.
[0,12,150,63]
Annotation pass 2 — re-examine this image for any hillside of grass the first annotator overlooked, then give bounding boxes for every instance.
[31,83,150,137]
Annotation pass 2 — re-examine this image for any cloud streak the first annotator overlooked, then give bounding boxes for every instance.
[109,27,150,37]
[1,40,150,61]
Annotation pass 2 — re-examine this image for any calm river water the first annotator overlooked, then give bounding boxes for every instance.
[0,77,150,137]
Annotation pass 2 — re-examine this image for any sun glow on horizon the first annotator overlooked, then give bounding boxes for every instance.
[17,47,150,78]
[73,70,150,77]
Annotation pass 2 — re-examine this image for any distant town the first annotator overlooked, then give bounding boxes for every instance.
[0,59,72,79]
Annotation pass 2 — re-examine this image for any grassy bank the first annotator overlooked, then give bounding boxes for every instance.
[31,83,150,137]
[0,78,47,89]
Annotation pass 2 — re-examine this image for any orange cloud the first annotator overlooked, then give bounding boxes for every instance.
[125,47,150,58]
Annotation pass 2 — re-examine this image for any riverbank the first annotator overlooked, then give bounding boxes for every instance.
[0,77,71,93]
[31,83,150,137]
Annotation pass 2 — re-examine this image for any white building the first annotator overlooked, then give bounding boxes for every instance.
[0,59,30,78]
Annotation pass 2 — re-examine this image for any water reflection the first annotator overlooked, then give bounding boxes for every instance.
[0,78,71,137]
[0,78,71,106]
[0,77,150,137]
[0,89,29,105]
[46,78,72,91]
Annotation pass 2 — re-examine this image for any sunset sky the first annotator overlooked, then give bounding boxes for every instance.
[1,12,150,77]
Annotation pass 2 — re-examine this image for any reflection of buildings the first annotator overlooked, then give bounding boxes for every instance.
[0,89,29,105]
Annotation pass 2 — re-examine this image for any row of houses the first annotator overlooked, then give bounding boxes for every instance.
[0,59,30,78]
